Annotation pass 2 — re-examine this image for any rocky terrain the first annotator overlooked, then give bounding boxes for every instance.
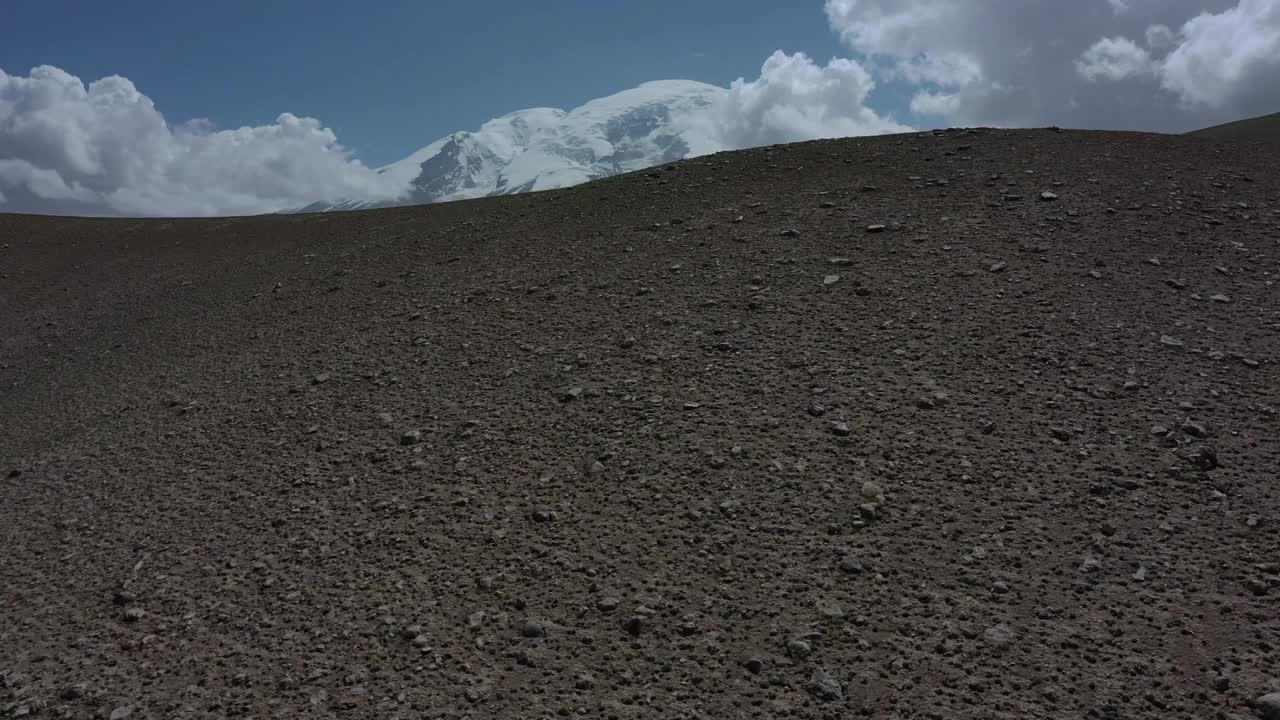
[2,128,1279,719]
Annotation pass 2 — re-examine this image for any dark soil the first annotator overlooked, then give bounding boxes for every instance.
[2,128,1279,719]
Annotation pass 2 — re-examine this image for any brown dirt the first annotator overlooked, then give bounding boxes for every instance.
[2,128,1279,719]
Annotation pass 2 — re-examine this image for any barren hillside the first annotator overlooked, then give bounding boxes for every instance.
[2,128,1279,719]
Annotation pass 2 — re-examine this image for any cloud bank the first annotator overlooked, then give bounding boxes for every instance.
[824,0,1280,129]
[0,66,406,217]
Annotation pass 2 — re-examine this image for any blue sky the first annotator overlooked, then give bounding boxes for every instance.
[3,0,855,166]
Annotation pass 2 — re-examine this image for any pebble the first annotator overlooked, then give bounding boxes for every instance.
[1210,293,1232,303]
[1040,191,1058,201]
[779,228,801,237]
[1080,558,1103,573]
[831,421,851,437]
[742,656,766,674]
[786,638,812,658]
[808,668,844,702]
[311,373,330,385]
[109,707,132,720]
[596,597,621,612]
[1258,693,1280,720]
[823,274,841,285]
[866,224,886,233]
[1159,335,1184,348]
[399,429,422,445]
[992,580,1010,594]
[561,386,584,402]
[838,556,865,574]
[983,624,1017,650]
[989,262,1008,273]
[122,607,145,622]
[376,412,393,426]
[520,619,547,638]
[624,615,647,636]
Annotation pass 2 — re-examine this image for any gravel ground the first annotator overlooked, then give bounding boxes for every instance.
[2,128,1279,719]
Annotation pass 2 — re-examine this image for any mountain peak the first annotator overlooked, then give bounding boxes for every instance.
[300,80,731,212]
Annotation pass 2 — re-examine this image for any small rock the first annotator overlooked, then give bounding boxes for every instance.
[779,228,801,237]
[122,607,145,622]
[861,480,885,503]
[59,684,87,701]
[1132,566,1148,581]
[1210,293,1232,303]
[866,224,886,233]
[1181,419,1210,438]
[823,274,841,286]
[983,624,1017,650]
[1080,557,1103,573]
[831,421,851,437]
[742,656,766,674]
[989,262,1008,273]
[624,615,647,636]
[311,373,330,385]
[991,580,1010,594]
[1040,191,1058,201]
[838,556,864,575]
[808,668,844,702]
[399,429,422,445]
[401,624,423,639]
[110,707,133,720]
[520,619,546,638]
[1160,335,1184,348]
[1257,692,1280,720]
[531,509,559,523]
[1178,444,1219,471]
[468,611,486,628]
[596,597,621,612]
[786,638,812,658]
[376,412,394,426]
[1050,427,1072,441]
[561,386,584,402]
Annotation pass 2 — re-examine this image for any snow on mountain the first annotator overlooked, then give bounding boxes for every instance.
[295,80,727,212]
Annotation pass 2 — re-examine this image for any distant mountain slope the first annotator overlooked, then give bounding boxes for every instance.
[1187,111,1280,142]
[296,80,726,213]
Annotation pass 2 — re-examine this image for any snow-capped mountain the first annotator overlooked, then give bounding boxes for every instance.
[294,80,727,212]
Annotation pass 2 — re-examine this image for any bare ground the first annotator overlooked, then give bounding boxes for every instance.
[2,128,1279,719]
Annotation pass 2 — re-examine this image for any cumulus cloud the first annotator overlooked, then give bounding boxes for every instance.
[0,65,405,216]
[822,0,1276,130]
[1077,37,1154,81]
[703,50,910,148]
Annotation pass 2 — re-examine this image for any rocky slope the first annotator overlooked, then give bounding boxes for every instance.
[2,128,1279,719]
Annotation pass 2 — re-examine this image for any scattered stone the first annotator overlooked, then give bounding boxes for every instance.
[1181,419,1210,438]
[1159,335,1184,348]
[1132,566,1148,581]
[1257,692,1280,720]
[401,624,423,639]
[468,611,486,629]
[1050,427,1072,441]
[861,480,885,504]
[1040,191,1058,201]
[991,580,1010,595]
[59,684,87,701]
[1080,558,1103,573]
[561,386,584,402]
[1210,293,1232,303]
[819,201,837,209]
[399,429,422,446]
[983,624,1017,650]
[1178,445,1219,471]
[376,412,393,426]
[742,656,766,674]
[520,619,547,638]
[808,668,844,702]
[122,607,145,622]
[596,597,621,612]
[311,373,330,385]
[823,274,841,286]
[109,707,133,720]
[624,616,647,636]
[831,421,851,437]
[989,262,1008,273]
[838,556,864,574]
[866,224,886,233]
[786,638,812,658]
[531,509,559,523]
[779,228,801,237]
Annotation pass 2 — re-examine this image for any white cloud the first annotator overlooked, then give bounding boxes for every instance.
[1158,0,1280,108]
[822,0,1271,130]
[1077,37,1154,80]
[0,65,405,216]
[702,51,910,149]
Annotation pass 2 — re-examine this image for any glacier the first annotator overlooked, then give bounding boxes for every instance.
[293,80,728,213]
